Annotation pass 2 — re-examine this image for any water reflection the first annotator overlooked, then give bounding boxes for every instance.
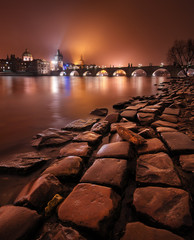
[0,75,167,157]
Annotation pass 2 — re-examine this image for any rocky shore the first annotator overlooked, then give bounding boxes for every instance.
[0,77,194,240]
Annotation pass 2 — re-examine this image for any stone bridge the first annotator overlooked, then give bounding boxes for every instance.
[60,65,183,77]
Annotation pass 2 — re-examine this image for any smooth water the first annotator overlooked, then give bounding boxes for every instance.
[0,75,166,158]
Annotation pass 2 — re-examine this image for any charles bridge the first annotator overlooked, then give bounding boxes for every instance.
[61,65,183,77]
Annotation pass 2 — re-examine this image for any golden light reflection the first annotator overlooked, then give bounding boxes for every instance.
[51,77,59,94]
[24,78,37,94]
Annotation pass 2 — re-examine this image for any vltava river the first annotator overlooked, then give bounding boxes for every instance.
[0,75,167,158]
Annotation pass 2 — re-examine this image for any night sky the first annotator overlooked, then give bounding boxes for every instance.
[0,0,193,66]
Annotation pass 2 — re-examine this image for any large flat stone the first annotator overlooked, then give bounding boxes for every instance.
[138,128,156,138]
[63,118,99,131]
[14,173,63,209]
[137,112,155,125]
[31,128,74,148]
[163,108,180,116]
[90,108,108,116]
[59,142,92,158]
[121,222,184,240]
[179,154,194,172]
[139,107,160,114]
[151,120,178,129]
[73,131,102,145]
[0,205,41,240]
[120,110,137,121]
[42,156,83,180]
[138,138,167,155]
[109,133,123,143]
[37,223,86,240]
[96,142,130,159]
[160,114,178,123]
[133,187,192,229]
[0,152,49,175]
[136,152,181,186]
[81,158,128,190]
[125,103,147,110]
[160,132,194,154]
[156,127,178,133]
[58,183,120,236]
[91,120,109,134]
[105,113,120,123]
[111,122,137,133]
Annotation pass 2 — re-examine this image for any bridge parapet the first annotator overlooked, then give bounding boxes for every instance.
[61,65,180,77]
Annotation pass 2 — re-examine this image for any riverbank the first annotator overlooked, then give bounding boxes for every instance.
[0,77,193,240]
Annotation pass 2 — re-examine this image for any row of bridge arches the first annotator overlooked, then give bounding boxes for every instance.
[61,68,194,77]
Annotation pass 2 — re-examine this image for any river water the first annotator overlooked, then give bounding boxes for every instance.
[0,75,169,205]
[0,75,167,158]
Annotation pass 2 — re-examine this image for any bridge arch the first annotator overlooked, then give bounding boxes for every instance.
[83,71,92,76]
[96,70,108,76]
[152,68,170,77]
[177,68,194,77]
[70,70,79,76]
[113,69,126,76]
[60,71,66,76]
[131,69,147,77]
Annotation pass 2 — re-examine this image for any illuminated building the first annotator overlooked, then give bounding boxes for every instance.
[51,49,63,71]
[22,49,33,61]
[79,55,85,67]
[28,59,50,75]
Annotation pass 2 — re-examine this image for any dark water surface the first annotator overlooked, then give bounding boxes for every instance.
[0,75,166,158]
[0,75,167,205]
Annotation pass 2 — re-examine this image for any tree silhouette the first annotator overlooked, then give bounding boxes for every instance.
[167,39,194,77]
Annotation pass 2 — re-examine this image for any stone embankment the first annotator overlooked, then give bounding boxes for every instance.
[0,77,194,240]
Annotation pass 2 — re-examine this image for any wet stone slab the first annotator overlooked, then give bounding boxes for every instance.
[138,128,156,138]
[109,133,123,143]
[91,120,110,134]
[133,187,192,229]
[37,223,86,240]
[137,112,155,125]
[111,122,137,133]
[0,205,41,240]
[138,138,167,155]
[62,118,99,131]
[96,142,131,159]
[90,108,108,116]
[57,183,120,237]
[179,154,194,172]
[59,142,92,158]
[121,222,184,240]
[31,128,74,148]
[0,152,50,175]
[156,127,178,133]
[73,131,102,145]
[42,156,83,180]
[120,110,137,121]
[151,120,178,129]
[163,108,180,116]
[160,132,194,154]
[105,113,120,124]
[81,158,128,190]
[14,173,63,209]
[136,152,181,186]
[139,107,160,114]
[125,103,147,111]
[160,114,178,123]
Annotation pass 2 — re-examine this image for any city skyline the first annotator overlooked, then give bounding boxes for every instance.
[0,0,194,66]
